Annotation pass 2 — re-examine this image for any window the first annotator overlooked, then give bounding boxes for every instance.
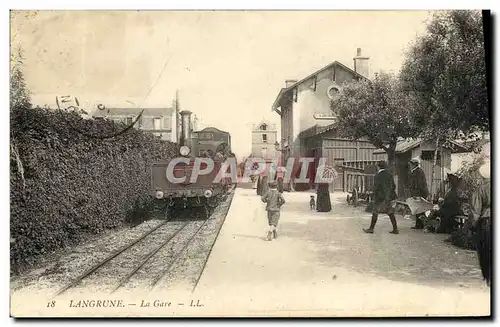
[327,85,340,100]
[262,134,267,143]
[126,117,133,125]
[260,123,267,131]
[164,116,171,130]
[421,150,441,165]
[153,118,162,130]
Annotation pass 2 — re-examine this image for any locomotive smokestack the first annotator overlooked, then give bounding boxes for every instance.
[179,110,192,147]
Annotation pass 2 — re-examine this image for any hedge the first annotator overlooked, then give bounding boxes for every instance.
[10,106,178,273]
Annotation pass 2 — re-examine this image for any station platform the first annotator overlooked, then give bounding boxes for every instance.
[193,187,490,317]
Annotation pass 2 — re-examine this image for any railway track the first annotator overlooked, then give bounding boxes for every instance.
[52,187,235,298]
[151,188,235,294]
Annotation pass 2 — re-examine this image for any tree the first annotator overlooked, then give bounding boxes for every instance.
[399,10,488,197]
[331,72,418,166]
[10,46,31,112]
[400,10,489,139]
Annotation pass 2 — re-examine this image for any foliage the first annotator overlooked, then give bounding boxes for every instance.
[10,47,31,115]
[454,154,486,198]
[10,106,178,273]
[399,10,489,139]
[331,72,419,165]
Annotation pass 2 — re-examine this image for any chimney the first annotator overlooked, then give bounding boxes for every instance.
[175,90,181,143]
[179,110,192,147]
[285,79,298,88]
[353,48,370,79]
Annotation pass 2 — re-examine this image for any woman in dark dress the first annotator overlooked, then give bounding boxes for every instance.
[316,183,332,212]
[256,175,262,195]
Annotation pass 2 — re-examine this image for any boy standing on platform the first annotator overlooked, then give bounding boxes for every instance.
[261,181,286,241]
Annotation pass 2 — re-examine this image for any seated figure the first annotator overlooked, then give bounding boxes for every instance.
[425,173,463,233]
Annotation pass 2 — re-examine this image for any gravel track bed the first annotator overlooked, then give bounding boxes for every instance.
[11,219,165,294]
[116,220,207,293]
[71,221,189,294]
[153,192,234,293]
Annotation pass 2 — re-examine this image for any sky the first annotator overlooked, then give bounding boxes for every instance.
[11,10,434,159]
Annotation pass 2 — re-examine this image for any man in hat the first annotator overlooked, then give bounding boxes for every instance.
[469,160,491,287]
[363,161,399,234]
[408,157,429,229]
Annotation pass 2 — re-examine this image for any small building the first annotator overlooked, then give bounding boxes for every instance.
[251,120,279,162]
[373,138,469,198]
[93,107,177,142]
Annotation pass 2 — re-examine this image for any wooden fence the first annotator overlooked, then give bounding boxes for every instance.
[343,168,375,195]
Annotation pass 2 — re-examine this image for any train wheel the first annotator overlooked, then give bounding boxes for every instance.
[207,196,219,208]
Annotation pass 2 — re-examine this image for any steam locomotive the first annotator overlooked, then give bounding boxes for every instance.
[151,110,235,218]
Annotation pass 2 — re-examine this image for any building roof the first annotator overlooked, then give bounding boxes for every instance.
[198,127,230,134]
[272,61,369,113]
[92,107,174,117]
[298,123,337,139]
[253,120,277,131]
[372,138,470,155]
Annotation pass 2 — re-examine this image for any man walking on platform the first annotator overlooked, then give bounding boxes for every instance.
[363,161,399,234]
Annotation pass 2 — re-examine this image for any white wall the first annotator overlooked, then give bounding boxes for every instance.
[450,142,490,173]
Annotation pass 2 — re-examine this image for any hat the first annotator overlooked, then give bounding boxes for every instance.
[377,161,388,169]
[447,173,460,187]
[479,160,490,179]
[409,157,421,165]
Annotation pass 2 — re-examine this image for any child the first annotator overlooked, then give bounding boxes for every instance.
[310,195,316,210]
[261,181,286,241]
